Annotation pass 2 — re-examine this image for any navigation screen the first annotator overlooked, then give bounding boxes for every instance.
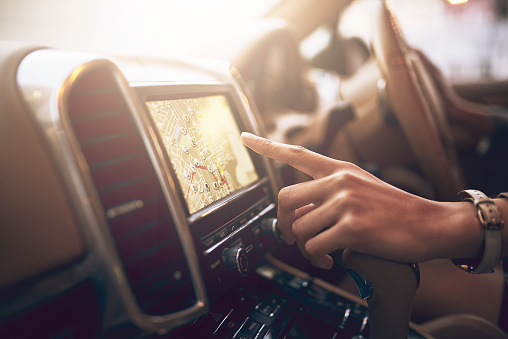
[146,95,259,214]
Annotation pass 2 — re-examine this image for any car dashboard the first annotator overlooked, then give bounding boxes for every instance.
[0,44,429,338]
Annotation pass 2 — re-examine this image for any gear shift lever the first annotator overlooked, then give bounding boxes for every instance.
[342,249,420,339]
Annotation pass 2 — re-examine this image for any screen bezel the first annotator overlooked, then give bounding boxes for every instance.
[135,83,268,222]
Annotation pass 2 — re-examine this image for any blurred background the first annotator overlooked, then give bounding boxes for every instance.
[1,0,506,83]
[339,0,508,82]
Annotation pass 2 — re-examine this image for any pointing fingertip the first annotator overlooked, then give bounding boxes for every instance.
[241,132,257,143]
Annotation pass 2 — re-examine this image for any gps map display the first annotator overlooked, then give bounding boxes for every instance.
[146,95,259,214]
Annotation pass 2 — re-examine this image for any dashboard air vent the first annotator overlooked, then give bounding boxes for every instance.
[66,66,195,315]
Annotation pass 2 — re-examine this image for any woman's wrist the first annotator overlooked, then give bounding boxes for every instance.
[437,200,485,261]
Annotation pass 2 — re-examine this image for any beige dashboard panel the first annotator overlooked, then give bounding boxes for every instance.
[0,42,84,288]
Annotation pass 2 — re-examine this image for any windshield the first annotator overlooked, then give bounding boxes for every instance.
[0,0,279,58]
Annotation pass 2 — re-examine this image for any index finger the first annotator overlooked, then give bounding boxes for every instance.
[241,132,337,179]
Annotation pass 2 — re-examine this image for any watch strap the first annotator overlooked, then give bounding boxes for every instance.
[453,189,503,274]
[498,193,508,283]
[498,192,508,200]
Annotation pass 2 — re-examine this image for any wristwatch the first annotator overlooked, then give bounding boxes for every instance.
[498,193,508,283]
[452,189,503,274]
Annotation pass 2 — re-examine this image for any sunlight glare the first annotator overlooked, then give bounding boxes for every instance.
[98,0,277,57]
[0,0,279,58]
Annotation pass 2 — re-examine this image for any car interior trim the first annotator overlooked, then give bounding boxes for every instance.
[16,49,209,333]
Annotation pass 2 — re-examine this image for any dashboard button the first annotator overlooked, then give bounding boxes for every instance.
[229,222,238,233]
[243,319,262,334]
[197,310,229,334]
[203,237,215,248]
[236,332,254,339]
[256,295,286,317]
[210,258,221,270]
[216,228,228,240]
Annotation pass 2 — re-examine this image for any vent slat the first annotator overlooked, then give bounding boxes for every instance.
[98,176,160,210]
[68,90,125,118]
[124,244,184,285]
[116,220,175,261]
[82,134,144,167]
[70,109,122,123]
[90,155,150,190]
[116,217,166,242]
[97,176,150,195]
[108,199,163,238]
[73,113,135,142]
[89,154,142,172]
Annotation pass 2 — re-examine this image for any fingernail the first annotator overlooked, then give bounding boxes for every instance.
[241,132,256,142]
[317,257,333,270]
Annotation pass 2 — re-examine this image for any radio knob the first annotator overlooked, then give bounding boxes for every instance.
[261,218,284,242]
[223,247,249,276]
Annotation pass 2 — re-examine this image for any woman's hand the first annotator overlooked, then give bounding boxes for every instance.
[241,132,483,269]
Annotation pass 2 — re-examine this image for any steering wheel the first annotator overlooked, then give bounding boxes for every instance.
[371,1,465,201]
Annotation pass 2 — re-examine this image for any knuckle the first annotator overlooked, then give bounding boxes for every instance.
[338,216,368,246]
[329,172,348,190]
[340,218,356,235]
[330,189,354,211]
[278,186,292,205]
[260,137,276,151]
[288,144,307,156]
[337,187,354,201]
[343,161,361,171]
[291,217,304,235]
[286,145,308,166]
[334,170,357,185]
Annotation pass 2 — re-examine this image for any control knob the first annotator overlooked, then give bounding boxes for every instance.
[261,218,284,242]
[223,247,249,276]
